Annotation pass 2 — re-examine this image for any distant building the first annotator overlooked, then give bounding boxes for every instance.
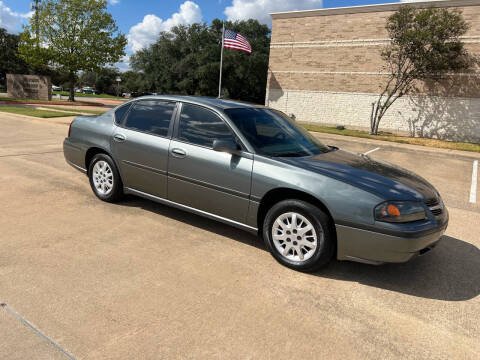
[266,0,480,142]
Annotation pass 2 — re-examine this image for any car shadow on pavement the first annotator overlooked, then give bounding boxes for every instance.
[119,195,264,251]
[317,236,480,301]
[119,196,479,301]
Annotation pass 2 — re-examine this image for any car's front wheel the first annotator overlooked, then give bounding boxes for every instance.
[263,199,335,272]
[88,153,123,202]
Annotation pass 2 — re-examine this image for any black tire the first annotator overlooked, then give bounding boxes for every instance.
[263,199,335,272]
[88,153,123,203]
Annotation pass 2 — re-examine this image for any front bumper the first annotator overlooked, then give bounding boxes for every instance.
[336,214,448,265]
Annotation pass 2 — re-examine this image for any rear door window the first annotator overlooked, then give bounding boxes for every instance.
[124,100,176,137]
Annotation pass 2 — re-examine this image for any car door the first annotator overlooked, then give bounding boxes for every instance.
[111,99,177,199]
[168,103,253,224]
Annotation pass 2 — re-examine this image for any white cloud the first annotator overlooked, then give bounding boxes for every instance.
[224,0,323,26]
[0,1,32,33]
[108,0,120,5]
[128,1,202,52]
[115,55,131,72]
[400,0,436,2]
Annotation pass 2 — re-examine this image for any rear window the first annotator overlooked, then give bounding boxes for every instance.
[124,100,176,137]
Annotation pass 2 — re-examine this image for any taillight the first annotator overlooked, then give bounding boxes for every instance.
[68,121,72,137]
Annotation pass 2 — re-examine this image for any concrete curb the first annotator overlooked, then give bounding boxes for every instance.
[35,106,101,116]
[0,112,75,125]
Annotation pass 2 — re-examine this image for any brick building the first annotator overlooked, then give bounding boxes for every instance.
[265,0,480,142]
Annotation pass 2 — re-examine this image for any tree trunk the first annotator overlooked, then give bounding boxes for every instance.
[371,98,382,135]
[374,112,382,135]
[369,102,376,135]
[69,71,75,102]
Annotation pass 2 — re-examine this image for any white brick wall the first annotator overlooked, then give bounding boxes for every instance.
[266,89,480,143]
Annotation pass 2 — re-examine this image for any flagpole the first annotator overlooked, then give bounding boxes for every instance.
[218,21,225,98]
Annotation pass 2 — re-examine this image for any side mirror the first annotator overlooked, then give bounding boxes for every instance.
[212,139,242,156]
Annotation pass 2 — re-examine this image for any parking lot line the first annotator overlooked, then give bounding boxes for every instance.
[363,147,380,156]
[470,160,478,203]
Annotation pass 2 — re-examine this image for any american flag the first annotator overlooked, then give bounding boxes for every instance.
[223,29,252,54]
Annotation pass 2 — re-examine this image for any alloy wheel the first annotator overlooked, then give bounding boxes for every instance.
[92,160,114,195]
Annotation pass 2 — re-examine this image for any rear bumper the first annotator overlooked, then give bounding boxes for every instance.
[63,138,86,173]
[336,220,447,265]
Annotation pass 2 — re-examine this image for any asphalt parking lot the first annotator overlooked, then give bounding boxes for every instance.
[1,114,479,359]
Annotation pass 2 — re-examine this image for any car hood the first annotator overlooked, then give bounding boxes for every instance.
[279,149,438,202]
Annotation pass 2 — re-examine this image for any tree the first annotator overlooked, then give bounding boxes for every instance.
[79,67,120,94]
[119,70,149,94]
[19,0,126,101]
[370,6,472,135]
[0,28,30,88]
[215,19,270,102]
[0,27,69,91]
[130,19,270,104]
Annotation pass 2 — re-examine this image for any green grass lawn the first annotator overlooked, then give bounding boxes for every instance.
[0,106,79,118]
[302,123,480,154]
[42,106,108,115]
[52,91,124,100]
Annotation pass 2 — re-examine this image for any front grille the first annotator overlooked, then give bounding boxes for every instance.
[424,198,437,207]
[424,198,443,216]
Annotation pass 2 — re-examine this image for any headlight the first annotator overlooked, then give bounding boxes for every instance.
[375,201,426,223]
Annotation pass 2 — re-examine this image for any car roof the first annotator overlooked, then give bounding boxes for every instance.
[133,95,265,111]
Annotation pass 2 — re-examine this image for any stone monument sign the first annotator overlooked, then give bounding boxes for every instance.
[7,74,52,101]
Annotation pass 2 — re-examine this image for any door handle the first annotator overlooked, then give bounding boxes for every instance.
[113,134,126,142]
[171,148,187,158]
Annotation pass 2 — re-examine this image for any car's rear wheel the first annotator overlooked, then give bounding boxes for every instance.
[263,199,335,272]
[88,153,123,202]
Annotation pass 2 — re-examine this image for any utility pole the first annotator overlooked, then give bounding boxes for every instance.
[30,0,41,47]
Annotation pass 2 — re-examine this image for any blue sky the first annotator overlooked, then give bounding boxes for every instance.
[0,0,426,34]
[0,0,427,69]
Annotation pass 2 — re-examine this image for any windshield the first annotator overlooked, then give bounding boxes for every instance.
[224,108,331,157]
